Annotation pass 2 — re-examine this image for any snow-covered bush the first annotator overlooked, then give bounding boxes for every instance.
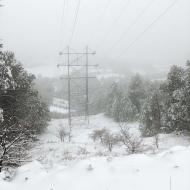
[86,164,93,171]
[89,128,108,143]
[154,134,159,149]
[0,167,16,181]
[57,124,68,142]
[102,132,119,152]
[119,123,143,154]
[77,146,89,155]
[90,129,119,152]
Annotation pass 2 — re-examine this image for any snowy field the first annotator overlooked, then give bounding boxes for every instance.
[0,113,190,190]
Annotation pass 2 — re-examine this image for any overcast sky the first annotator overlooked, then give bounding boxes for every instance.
[0,0,190,77]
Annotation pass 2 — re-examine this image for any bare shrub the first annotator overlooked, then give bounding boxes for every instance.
[102,132,119,152]
[95,151,106,157]
[0,126,32,173]
[1,168,16,181]
[86,164,93,171]
[68,124,72,142]
[57,124,67,142]
[62,150,73,161]
[77,146,89,155]
[89,128,108,143]
[154,134,159,149]
[119,123,143,154]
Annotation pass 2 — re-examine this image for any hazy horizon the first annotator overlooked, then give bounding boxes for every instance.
[0,0,190,77]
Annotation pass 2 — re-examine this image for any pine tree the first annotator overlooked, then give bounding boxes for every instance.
[0,51,49,172]
[106,82,138,122]
[140,90,162,137]
[183,61,190,131]
[128,74,146,114]
[161,65,187,132]
[119,95,138,122]
[106,82,122,121]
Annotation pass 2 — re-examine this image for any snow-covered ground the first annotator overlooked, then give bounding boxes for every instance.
[49,106,68,114]
[52,98,68,108]
[49,98,75,114]
[0,114,190,190]
[93,68,124,81]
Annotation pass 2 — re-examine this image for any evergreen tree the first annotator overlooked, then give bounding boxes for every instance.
[106,82,138,122]
[0,51,49,172]
[128,74,146,114]
[106,82,123,121]
[140,90,162,136]
[161,65,187,132]
[183,61,190,131]
[119,95,138,122]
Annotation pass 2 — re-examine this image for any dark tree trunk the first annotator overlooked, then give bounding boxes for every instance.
[0,160,3,173]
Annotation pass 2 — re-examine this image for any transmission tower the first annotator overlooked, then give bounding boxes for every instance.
[57,46,97,126]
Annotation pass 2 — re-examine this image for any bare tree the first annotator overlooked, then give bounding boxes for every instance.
[119,123,142,154]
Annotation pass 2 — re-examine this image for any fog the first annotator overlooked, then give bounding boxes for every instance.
[0,0,190,77]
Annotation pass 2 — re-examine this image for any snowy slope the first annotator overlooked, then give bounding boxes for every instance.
[0,114,190,190]
[0,146,190,190]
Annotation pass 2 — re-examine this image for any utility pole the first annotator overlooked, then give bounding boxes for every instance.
[58,46,97,126]
[67,46,71,126]
[85,46,89,124]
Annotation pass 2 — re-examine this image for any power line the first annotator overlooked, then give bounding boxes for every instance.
[107,0,155,52]
[96,0,113,24]
[69,0,81,44]
[113,0,178,60]
[88,0,112,47]
[59,0,66,50]
[95,0,130,49]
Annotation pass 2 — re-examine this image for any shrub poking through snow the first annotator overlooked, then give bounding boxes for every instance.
[77,146,89,155]
[1,168,16,181]
[119,123,143,154]
[102,132,119,152]
[57,124,67,142]
[154,133,159,149]
[89,128,108,143]
[86,164,93,171]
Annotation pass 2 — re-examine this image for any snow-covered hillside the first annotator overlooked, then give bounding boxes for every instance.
[31,114,190,165]
[0,114,190,190]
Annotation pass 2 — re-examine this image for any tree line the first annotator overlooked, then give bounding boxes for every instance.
[141,62,190,136]
[91,61,190,137]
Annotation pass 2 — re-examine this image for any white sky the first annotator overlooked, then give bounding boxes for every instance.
[0,0,190,77]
